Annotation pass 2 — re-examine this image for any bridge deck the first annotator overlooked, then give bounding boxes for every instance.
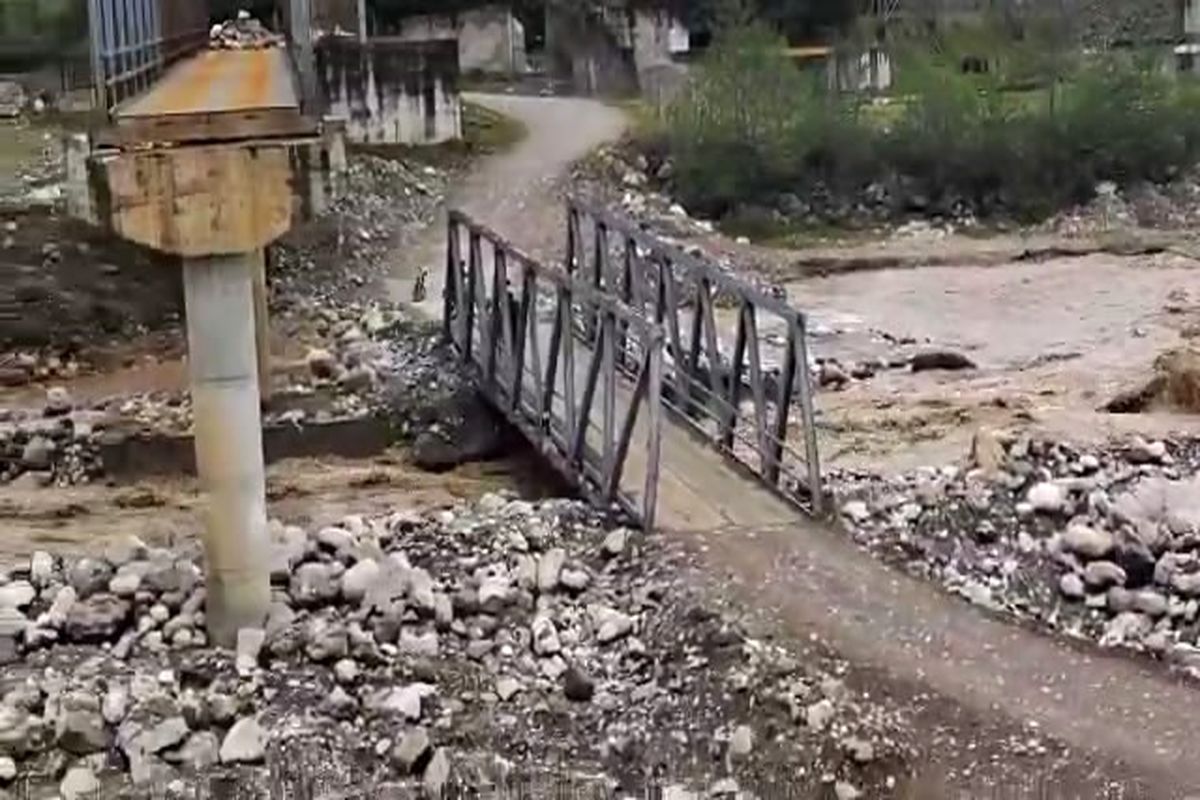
[117,49,298,118]
[103,49,313,146]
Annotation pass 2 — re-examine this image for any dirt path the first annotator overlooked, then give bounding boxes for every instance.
[387,93,627,311]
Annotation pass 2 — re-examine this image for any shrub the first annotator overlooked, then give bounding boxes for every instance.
[660,25,1200,226]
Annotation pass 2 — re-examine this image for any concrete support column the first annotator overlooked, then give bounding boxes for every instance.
[183,254,270,648]
[251,249,271,402]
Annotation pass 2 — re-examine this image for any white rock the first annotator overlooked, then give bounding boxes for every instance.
[841,500,871,523]
[1061,524,1114,559]
[532,615,561,656]
[30,551,54,587]
[60,765,99,799]
[0,581,34,609]
[728,724,753,758]
[236,627,265,674]
[805,699,834,731]
[334,658,360,685]
[1058,572,1086,600]
[0,755,15,781]
[835,781,863,800]
[423,748,451,794]
[1027,482,1065,514]
[602,529,629,556]
[537,548,566,592]
[102,684,129,725]
[220,717,266,764]
[341,559,380,603]
[589,605,634,644]
[495,677,522,701]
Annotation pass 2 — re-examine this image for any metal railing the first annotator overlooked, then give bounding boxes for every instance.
[444,210,665,529]
[566,199,823,514]
[87,0,210,111]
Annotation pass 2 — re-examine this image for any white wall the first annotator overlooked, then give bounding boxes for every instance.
[389,5,525,74]
[319,41,462,146]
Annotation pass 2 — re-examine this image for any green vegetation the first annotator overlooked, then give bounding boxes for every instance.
[659,23,1200,225]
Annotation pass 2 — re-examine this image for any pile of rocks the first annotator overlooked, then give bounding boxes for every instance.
[209,12,283,50]
[833,433,1200,667]
[0,495,907,797]
[0,387,105,489]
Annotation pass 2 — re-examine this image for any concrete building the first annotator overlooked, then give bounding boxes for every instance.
[377,5,527,75]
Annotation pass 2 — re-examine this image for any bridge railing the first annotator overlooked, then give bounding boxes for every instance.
[566,198,823,514]
[444,210,666,529]
[87,0,210,111]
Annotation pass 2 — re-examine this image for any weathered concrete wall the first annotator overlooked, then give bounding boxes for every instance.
[631,8,688,107]
[544,4,637,96]
[381,6,525,74]
[316,38,461,145]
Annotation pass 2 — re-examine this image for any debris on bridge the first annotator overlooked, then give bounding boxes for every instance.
[209,11,284,50]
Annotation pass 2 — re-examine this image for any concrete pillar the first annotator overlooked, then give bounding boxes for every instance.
[251,249,271,402]
[183,254,271,648]
[356,0,368,42]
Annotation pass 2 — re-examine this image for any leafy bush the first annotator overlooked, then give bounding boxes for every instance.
[661,25,1200,225]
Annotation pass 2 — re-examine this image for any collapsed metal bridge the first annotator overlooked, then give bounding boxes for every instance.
[444,201,823,529]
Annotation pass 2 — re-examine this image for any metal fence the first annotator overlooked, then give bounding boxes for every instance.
[566,198,824,514]
[87,0,210,110]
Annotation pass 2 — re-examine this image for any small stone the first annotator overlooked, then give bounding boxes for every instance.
[423,748,450,795]
[45,386,73,415]
[562,666,595,702]
[334,658,360,685]
[835,781,863,800]
[805,699,834,731]
[710,778,739,797]
[398,629,439,658]
[306,347,337,379]
[29,551,54,587]
[366,684,434,720]
[341,559,380,603]
[841,500,871,523]
[176,731,220,770]
[1079,454,1101,472]
[0,755,14,782]
[1058,572,1086,600]
[970,427,1005,474]
[602,529,629,556]
[531,615,561,656]
[728,724,753,758]
[1132,589,1169,618]
[844,736,876,763]
[290,563,340,607]
[407,567,437,615]
[1084,561,1127,589]
[590,605,634,644]
[236,627,265,673]
[65,594,131,642]
[108,571,141,597]
[59,766,99,800]
[1101,611,1153,646]
[21,436,53,469]
[68,558,113,598]
[1027,482,1065,514]
[0,582,34,609]
[495,677,522,701]
[1061,524,1114,560]
[220,717,266,764]
[56,702,108,754]
[303,616,348,662]
[537,548,566,592]
[392,727,431,773]
[316,526,354,552]
[560,568,590,592]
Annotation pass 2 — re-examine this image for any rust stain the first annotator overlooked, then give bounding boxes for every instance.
[232,49,271,110]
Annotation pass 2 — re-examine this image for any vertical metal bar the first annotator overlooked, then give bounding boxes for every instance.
[643,331,664,531]
[767,315,799,486]
[442,218,458,342]
[542,288,562,424]
[512,263,533,412]
[565,205,579,276]
[745,305,770,470]
[571,320,604,465]
[601,310,617,487]
[486,245,504,385]
[616,236,633,369]
[88,0,104,110]
[794,314,823,512]
[605,347,649,500]
[560,292,577,451]
[464,231,479,364]
[720,303,749,449]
